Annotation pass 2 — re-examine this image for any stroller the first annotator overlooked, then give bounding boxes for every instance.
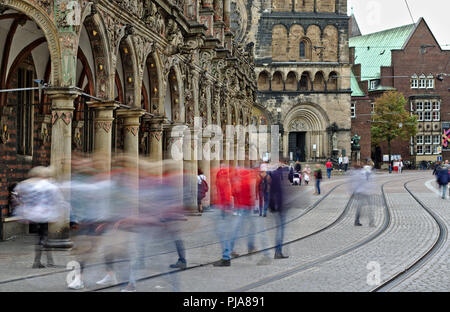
[293,172,302,185]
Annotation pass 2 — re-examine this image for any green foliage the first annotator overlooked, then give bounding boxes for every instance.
[371,91,418,147]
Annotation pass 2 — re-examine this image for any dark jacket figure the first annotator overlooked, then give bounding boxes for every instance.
[288,167,294,184]
[269,165,289,259]
[294,162,302,173]
[437,166,449,199]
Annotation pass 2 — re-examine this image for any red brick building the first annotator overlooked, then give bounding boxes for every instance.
[350,17,450,167]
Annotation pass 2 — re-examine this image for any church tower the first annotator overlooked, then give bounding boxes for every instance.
[255,0,352,162]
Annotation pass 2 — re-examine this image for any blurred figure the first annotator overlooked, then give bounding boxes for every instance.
[294,161,302,173]
[352,162,375,227]
[343,155,349,172]
[314,164,323,195]
[197,168,208,214]
[302,165,311,185]
[228,166,258,259]
[65,155,112,290]
[398,158,404,174]
[213,164,234,267]
[436,161,449,199]
[256,164,270,217]
[338,154,343,171]
[269,162,289,259]
[326,159,333,179]
[14,166,65,269]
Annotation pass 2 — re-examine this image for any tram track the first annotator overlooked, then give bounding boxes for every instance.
[228,177,421,292]
[0,177,346,288]
[371,178,447,292]
[94,174,409,292]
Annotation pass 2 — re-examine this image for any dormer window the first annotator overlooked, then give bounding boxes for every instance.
[411,74,418,89]
[419,74,426,88]
[370,79,380,90]
[427,74,434,89]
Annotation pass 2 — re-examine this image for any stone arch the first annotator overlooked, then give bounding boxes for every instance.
[117,36,138,107]
[81,13,112,99]
[313,71,326,91]
[271,71,284,91]
[317,0,336,13]
[272,24,288,61]
[299,71,312,91]
[0,1,61,86]
[288,24,304,61]
[283,103,331,159]
[164,66,183,123]
[306,25,322,62]
[328,71,338,91]
[142,52,162,114]
[285,71,298,91]
[257,71,270,91]
[323,25,338,62]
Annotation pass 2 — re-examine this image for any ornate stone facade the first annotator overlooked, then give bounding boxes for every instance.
[0,0,257,240]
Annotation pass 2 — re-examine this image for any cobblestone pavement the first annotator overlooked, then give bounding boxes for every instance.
[0,172,446,292]
[390,178,450,292]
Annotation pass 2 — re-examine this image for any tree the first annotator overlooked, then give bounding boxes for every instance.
[371,91,418,166]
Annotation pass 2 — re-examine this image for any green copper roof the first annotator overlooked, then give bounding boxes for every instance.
[349,24,415,82]
[351,71,365,97]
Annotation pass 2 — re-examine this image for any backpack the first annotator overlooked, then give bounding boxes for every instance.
[201,178,209,194]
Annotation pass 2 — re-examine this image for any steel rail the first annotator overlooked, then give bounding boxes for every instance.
[371,178,447,292]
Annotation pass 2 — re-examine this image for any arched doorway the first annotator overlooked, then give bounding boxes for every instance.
[283,103,330,162]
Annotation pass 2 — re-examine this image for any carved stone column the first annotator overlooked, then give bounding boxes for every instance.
[46,87,81,249]
[148,116,165,178]
[117,108,146,215]
[88,101,119,170]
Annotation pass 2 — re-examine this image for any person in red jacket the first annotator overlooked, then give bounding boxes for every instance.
[212,164,234,267]
[220,167,257,265]
[326,160,333,179]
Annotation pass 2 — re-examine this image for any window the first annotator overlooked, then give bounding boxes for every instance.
[424,101,432,111]
[416,135,423,144]
[300,41,306,58]
[424,111,432,121]
[17,68,33,156]
[433,135,441,145]
[424,135,432,144]
[410,145,415,156]
[419,75,426,88]
[416,101,423,111]
[427,75,434,89]
[432,101,440,110]
[425,145,432,154]
[370,80,380,90]
[433,111,440,121]
[433,145,441,154]
[411,74,418,89]
[351,102,356,118]
[416,145,423,154]
[417,111,423,121]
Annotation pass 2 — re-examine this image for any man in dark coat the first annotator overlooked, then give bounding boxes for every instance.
[437,163,449,199]
[269,163,289,259]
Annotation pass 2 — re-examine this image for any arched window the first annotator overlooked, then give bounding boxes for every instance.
[272,72,284,91]
[285,72,298,91]
[300,41,306,58]
[257,71,270,91]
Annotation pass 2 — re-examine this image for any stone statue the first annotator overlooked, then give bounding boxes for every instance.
[332,132,338,151]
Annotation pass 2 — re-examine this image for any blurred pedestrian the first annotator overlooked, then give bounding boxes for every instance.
[302,165,311,185]
[14,166,64,269]
[436,161,449,199]
[326,159,333,179]
[314,164,322,195]
[338,154,343,171]
[352,162,375,227]
[269,163,289,259]
[343,155,349,172]
[197,169,208,214]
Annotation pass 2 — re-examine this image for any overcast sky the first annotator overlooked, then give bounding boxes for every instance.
[348,0,450,49]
